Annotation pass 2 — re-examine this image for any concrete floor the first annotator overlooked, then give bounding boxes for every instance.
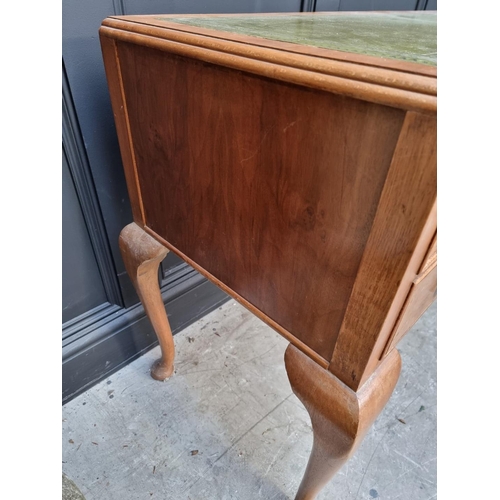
[62,299,436,500]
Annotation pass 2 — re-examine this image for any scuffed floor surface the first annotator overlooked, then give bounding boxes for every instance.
[62,300,436,500]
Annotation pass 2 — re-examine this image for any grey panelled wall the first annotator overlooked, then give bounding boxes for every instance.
[315,0,435,10]
[122,0,302,14]
[62,0,437,403]
[338,0,418,10]
[62,147,107,324]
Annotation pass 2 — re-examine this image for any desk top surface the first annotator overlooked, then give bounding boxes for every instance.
[151,12,436,66]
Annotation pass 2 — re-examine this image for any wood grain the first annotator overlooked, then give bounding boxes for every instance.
[116,41,405,360]
[119,223,174,381]
[102,18,437,95]
[142,224,330,369]
[285,344,401,500]
[329,112,437,390]
[417,231,437,279]
[382,263,437,356]
[100,16,437,498]
[104,14,437,77]
[99,24,436,113]
[100,34,146,225]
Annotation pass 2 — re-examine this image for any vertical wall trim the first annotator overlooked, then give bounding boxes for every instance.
[62,61,123,308]
[112,0,125,15]
[301,0,317,12]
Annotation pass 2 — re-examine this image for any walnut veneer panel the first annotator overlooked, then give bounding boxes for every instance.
[117,42,405,360]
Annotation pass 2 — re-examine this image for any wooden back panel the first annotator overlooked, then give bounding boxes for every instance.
[116,41,405,361]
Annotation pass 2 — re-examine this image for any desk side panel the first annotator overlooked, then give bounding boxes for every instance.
[116,41,405,360]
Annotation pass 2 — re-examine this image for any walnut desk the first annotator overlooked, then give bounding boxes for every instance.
[100,12,436,499]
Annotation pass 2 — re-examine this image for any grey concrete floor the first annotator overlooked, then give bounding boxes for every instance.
[62,300,436,500]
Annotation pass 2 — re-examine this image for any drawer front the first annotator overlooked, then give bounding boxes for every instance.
[417,232,437,279]
[383,262,437,356]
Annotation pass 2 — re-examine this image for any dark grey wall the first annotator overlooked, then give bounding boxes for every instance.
[313,0,436,10]
[338,0,417,10]
[121,0,302,14]
[62,147,107,323]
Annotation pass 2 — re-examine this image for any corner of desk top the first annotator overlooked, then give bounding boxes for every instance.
[99,14,436,114]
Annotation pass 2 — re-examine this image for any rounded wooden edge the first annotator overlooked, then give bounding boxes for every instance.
[119,222,169,264]
[285,344,402,432]
[107,14,437,77]
[105,18,436,96]
[138,224,330,370]
[100,22,436,114]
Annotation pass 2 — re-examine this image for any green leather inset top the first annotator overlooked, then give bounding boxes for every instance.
[159,12,436,66]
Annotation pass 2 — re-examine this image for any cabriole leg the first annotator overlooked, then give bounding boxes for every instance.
[119,222,175,381]
[285,345,401,500]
